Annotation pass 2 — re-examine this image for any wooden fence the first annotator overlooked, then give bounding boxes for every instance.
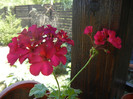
[0,4,72,36]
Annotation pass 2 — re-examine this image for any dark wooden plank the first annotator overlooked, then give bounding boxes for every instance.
[112,0,133,98]
[71,0,133,99]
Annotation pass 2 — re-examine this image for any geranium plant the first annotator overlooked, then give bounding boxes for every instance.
[7,25,121,99]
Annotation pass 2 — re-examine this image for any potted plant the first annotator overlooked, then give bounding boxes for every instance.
[7,25,122,99]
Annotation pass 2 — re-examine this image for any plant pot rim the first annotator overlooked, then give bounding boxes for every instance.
[0,80,39,98]
[121,93,133,99]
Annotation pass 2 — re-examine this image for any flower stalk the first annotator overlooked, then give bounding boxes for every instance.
[53,72,61,99]
[68,48,98,86]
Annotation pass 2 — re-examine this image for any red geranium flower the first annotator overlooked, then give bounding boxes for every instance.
[84,26,93,35]
[7,25,74,76]
[94,31,106,45]
[102,28,109,37]
[7,37,30,65]
[51,43,67,66]
[44,25,57,39]
[107,30,122,49]
[29,40,56,76]
[16,25,44,64]
[57,30,74,46]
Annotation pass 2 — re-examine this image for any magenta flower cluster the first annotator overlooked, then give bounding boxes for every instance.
[7,25,122,77]
[84,26,122,49]
[7,25,74,76]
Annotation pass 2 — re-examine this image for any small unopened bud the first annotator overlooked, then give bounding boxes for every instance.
[104,49,110,54]
[107,50,110,54]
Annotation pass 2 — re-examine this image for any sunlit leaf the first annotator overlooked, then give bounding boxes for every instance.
[29,84,48,98]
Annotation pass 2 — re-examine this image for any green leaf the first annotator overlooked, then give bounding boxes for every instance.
[48,90,67,99]
[62,87,82,99]
[48,90,59,99]
[29,84,48,98]
[74,89,82,95]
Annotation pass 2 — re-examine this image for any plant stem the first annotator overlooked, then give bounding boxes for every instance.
[90,35,94,47]
[68,53,96,86]
[53,72,60,99]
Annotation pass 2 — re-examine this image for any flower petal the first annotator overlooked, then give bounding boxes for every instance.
[7,53,19,65]
[84,26,93,35]
[28,25,37,33]
[51,55,60,66]
[57,47,67,55]
[8,37,18,53]
[29,54,43,64]
[30,63,42,76]
[41,61,53,76]
[66,39,74,46]
[94,31,106,45]
[59,55,66,65]
[108,37,122,49]
[19,53,28,64]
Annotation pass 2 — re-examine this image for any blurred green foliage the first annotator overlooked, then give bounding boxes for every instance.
[42,0,73,9]
[32,0,44,4]
[0,0,35,9]
[0,10,23,45]
[0,0,73,10]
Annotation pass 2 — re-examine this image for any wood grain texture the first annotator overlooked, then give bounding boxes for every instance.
[71,0,133,99]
